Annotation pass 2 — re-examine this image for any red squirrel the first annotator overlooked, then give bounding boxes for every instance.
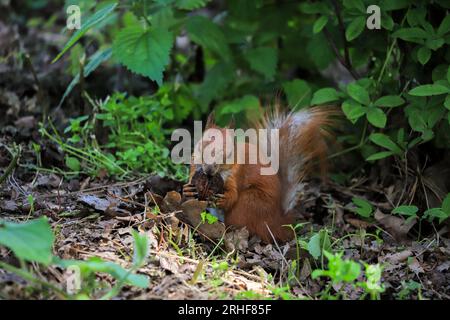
[183,106,333,243]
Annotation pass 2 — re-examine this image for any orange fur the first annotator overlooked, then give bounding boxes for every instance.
[188,106,335,243]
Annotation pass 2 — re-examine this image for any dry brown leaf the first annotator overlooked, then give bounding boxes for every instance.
[374,209,416,242]
[178,199,225,240]
[224,227,249,252]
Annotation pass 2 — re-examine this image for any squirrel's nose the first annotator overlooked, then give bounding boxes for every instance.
[203,165,214,176]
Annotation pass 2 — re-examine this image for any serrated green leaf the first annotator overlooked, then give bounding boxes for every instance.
[198,61,234,109]
[409,84,449,96]
[311,88,340,105]
[367,107,387,128]
[244,47,277,80]
[53,3,117,63]
[345,16,366,41]
[347,83,370,105]
[417,46,431,65]
[370,133,402,153]
[186,15,231,61]
[0,217,54,265]
[113,26,173,86]
[374,95,404,107]
[313,16,328,34]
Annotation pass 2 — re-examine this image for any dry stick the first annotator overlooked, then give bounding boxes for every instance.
[331,0,358,78]
[0,146,20,185]
[322,7,359,80]
[264,223,312,299]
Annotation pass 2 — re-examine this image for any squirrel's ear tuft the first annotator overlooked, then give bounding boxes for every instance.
[205,111,216,129]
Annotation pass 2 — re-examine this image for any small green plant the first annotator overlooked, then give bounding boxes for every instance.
[43,92,188,179]
[200,211,219,225]
[0,218,150,299]
[312,251,385,300]
[393,193,450,224]
[351,197,373,218]
[396,280,422,300]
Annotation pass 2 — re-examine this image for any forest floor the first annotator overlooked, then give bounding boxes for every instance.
[1,14,450,300]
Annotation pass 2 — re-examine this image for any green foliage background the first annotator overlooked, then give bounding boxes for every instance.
[49,0,450,177]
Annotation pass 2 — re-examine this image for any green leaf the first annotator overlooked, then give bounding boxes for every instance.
[424,208,449,224]
[307,233,321,260]
[380,0,410,11]
[282,79,312,109]
[343,0,365,12]
[65,156,81,172]
[374,95,405,107]
[417,46,431,65]
[342,99,365,123]
[442,193,450,215]
[176,0,210,10]
[409,84,449,96]
[345,16,366,41]
[347,83,370,105]
[392,205,419,217]
[351,197,373,218]
[445,95,450,110]
[366,151,394,161]
[243,47,278,80]
[392,27,428,41]
[425,38,445,51]
[307,230,330,260]
[52,3,117,63]
[406,8,426,27]
[366,107,387,128]
[0,217,54,265]
[369,133,402,153]
[198,62,234,108]
[220,95,260,114]
[131,230,149,268]
[59,48,112,107]
[186,15,231,61]
[113,26,173,86]
[59,258,149,288]
[447,66,450,84]
[313,16,328,34]
[311,88,340,105]
[437,15,450,36]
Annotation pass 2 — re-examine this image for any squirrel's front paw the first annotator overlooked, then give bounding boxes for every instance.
[212,193,226,208]
[182,183,198,201]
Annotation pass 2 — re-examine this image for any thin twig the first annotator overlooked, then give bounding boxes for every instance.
[0,145,21,185]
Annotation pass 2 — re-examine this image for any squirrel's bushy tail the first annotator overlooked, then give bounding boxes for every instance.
[257,105,335,214]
